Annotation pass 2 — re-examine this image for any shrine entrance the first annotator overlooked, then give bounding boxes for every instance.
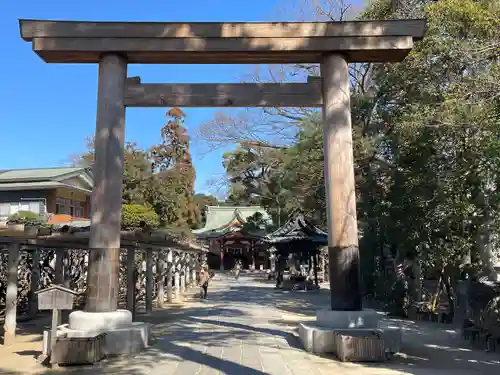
[193,206,271,271]
[19,18,426,318]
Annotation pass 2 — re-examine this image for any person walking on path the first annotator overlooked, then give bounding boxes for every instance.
[234,260,242,280]
[199,267,213,299]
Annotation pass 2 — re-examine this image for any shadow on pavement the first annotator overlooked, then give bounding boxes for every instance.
[2,274,500,375]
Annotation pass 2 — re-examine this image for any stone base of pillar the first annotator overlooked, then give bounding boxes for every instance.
[3,329,16,346]
[316,309,381,329]
[57,310,150,356]
[298,309,401,359]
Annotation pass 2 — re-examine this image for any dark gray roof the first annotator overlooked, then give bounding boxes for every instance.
[263,211,327,244]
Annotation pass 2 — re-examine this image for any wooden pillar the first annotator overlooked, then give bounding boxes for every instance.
[313,252,319,286]
[167,251,173,303]
[126,248,136,320]
[276,254,284,288]
[29,248,40,318]
[321,54,361,311]
[157,251,165,308]
[251,242,256,271]
[87,53,127,313]
[4,243,20,345]
[270,253,276,273]
[220,242,224,271]
[145,248,153,313]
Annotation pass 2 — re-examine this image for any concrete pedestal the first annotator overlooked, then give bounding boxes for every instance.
[58,310,150,356]
[298,309,401,357]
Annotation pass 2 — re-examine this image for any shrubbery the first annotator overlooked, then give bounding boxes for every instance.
[8,210,48,226]
[121,204,160,230]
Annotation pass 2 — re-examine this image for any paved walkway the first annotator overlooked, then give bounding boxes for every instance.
[2,272,500,374]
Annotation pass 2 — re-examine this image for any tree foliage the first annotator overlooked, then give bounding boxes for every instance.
[121,204,160,230]
[194,193,218,228]
[150,108,199,228]
[216,0,500,310]
[75,108,217,230]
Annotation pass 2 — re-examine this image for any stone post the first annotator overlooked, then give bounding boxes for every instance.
[29,248,40,318]
[157,251,165,308]
[126,248,136,320]
[191,258,197,286]
[320,248,327,282]
[321,54,361,311]
[145,248,153,314]
[87,53,127,313]
[186,264,190,287]
[167,250,173,303]
[180,257,186,294]
[4,243,20,345]
[174,259,180,298]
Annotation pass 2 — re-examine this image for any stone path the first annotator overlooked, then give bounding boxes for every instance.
[2,272,500,374]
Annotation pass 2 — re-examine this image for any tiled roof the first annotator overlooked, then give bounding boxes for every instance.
[0,181,91,193]
[193,206,271,235]
[264,211,327,244]
[0,167,87,182]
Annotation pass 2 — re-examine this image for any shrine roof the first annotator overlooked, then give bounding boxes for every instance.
[263,211,327,245]
[193,206,271,239]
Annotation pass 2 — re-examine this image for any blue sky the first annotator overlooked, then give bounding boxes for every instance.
[1,0,302,196]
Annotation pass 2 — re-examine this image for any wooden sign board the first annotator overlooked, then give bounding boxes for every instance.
[35,284,79,311]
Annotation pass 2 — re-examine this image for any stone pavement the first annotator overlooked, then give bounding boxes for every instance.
[2,272,500,375]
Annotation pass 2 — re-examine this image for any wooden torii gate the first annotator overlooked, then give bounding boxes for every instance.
[19,19,426,313]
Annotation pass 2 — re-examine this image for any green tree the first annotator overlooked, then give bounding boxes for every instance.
[217,0,500,312]
[194,193,218,228]
[74,137,153,205]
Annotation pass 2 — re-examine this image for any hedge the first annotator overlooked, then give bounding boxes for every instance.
[121,204,160,230]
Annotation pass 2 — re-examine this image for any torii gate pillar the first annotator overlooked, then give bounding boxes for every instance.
[321,54,361,311]
[86,54,127,313]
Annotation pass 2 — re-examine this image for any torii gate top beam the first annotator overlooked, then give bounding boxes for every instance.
[19,19,426,64]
